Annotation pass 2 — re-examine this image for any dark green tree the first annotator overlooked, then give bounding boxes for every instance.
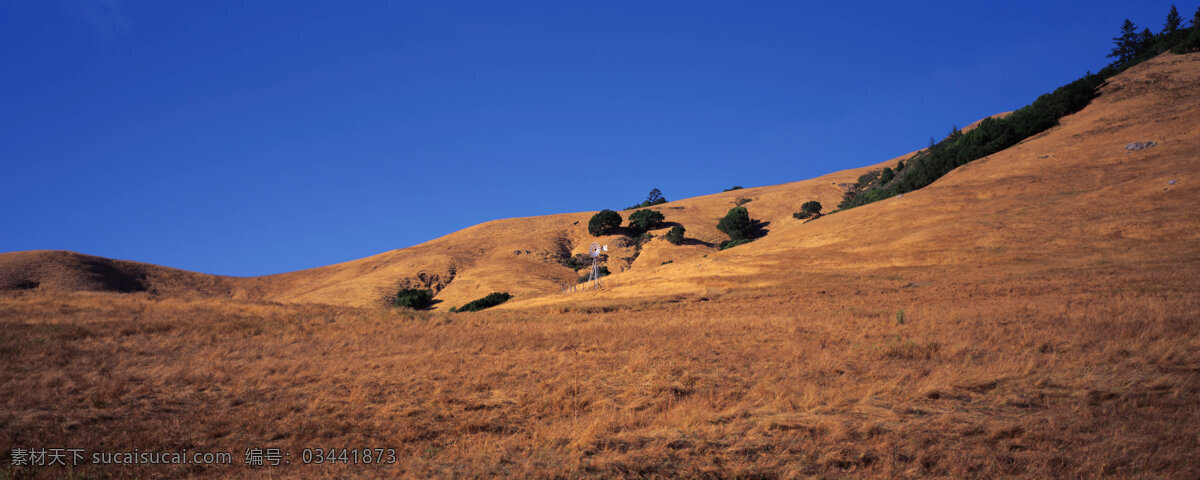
[1194,6,1200,29]
[1139,28,1154,49]
[793,200,823,220]
[948,124,961,139]
[879,167,895,184]
[896,160,905,171]
[646,188,665,205]
[393,288,434,310]
[716,206,755,241]
[628,209,665,232]
[588,209,622,236]
[1108,19,1140,64]
[665,225,685,245]
[1165,5,1183,33]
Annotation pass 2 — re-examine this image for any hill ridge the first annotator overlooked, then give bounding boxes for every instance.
[3,52,1199,311]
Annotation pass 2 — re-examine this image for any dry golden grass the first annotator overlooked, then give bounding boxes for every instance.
[2,260,1198,478]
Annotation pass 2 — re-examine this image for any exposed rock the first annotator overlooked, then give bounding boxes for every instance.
[1125,141,1157,151]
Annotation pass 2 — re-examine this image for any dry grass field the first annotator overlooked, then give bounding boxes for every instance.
[2,52,1200,478]
[2,264,1198,478]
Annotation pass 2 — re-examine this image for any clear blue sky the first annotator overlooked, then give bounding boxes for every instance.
[1,1,1190,276]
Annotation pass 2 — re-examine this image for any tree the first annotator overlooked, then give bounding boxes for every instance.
[1108,19,1140,64]
[646,188,665,205]
[628,209,665,232]
[394,288,434,310]
[1165,5,1183,33]
[794,200,823,220]
[665,225,685,245]
[588,209,622,236]
[1194,6,1200,29]
[896,160,905,172]
[1139,28,1155,49]
[716,206,755,241]
[948,124,961,139]
[625,188,668,210]
[879,167,895,184]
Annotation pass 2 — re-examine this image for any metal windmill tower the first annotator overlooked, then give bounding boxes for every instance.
[587,242,608,289]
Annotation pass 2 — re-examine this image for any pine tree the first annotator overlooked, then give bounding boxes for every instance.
[1164,5,1182,33]
[1193,6,1200,29]
[1107,19,1140,64]
[1139,28,1154,49]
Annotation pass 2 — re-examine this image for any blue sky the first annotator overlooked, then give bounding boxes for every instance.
[1,1,1190,276]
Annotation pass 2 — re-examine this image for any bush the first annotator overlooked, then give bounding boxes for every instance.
[393,288,434,310]
[734,197,752,206]
[665,225,685,245]
[1175,29,1200,53]
[577,266,611,283]
[560,253,589,271]
[628,209,665,232]
[719,238,753,250]
[793,200,823,219]
[716,206,756,241]
[723,186,744,192]
[453,292,512,312]
[588,209,622,236]
[879,167,895,184]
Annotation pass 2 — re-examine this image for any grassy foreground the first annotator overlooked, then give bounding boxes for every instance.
[3,261,1198,479]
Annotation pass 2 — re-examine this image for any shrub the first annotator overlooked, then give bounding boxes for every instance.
[588,209,622,236]
[723,186,744,192]
[393,288,434,310]
[628,209,665,232]
[665,225,685,245]
[1175,29,1200,53]
[793,200,823,219]
[857,171,881,188]
[453,292,512,312]
[879,167,895,184]
[577,266,611,283]
[735,197,752,206]
[719,238,753,250]
[716,206,756,241]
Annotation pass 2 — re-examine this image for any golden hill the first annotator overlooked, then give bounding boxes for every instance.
[2,53,1198,313]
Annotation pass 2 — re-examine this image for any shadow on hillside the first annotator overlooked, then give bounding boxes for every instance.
[680,238,718,248]
[751,220,771,239]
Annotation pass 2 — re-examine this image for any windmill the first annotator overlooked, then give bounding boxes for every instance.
[587,242,609,289]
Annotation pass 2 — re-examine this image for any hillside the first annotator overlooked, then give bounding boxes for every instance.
[2,52,1198,313]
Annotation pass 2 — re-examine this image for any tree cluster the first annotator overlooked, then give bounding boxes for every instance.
[837,6,1200,212]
